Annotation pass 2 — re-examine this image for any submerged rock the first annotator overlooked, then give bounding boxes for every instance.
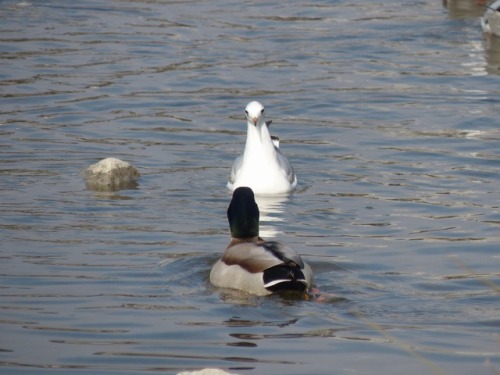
[84,157,139,192]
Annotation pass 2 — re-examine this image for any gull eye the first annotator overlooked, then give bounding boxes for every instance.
[245,110,248,115]
[261,109,264,114]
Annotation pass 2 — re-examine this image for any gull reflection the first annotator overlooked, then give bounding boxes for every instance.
[254,194,290,238]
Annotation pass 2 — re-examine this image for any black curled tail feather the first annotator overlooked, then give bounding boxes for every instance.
[263,264,308,292]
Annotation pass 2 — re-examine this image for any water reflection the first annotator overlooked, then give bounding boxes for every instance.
[459,40,488,76]
[483,34,500,73]
[254,194,289,238]
[225,317,299,329]
[444,0,486,19]
[443,0,500,75]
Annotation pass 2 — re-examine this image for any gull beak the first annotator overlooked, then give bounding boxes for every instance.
[252,117,258,126]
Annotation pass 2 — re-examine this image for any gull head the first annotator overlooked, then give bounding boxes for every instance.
[245,101,265,127]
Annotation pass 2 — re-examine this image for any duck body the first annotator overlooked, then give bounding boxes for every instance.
[210,187,312,296]
[482,0,500,36]
[210,239,313,296]
[227,101,297,195]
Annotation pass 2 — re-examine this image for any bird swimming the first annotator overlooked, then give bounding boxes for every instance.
[227,101,297,195]
[210,187,313,296]
[481,0,500,36]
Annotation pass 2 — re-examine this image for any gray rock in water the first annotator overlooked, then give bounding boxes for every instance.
[84,157,139,191]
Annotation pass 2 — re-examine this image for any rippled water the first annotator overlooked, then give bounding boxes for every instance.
[1,0,499,374]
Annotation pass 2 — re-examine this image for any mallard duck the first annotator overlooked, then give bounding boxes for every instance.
[481,0,500,36]
[210,187,312,296]
[227,101,297,195]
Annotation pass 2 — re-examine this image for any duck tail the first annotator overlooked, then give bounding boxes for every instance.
[263,264,309,292]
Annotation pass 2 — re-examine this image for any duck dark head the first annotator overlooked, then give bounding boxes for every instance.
[227,187,260,239]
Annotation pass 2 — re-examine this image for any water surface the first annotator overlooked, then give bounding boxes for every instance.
[1,0,499,374]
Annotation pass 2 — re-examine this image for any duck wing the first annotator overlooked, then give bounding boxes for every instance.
[260,241,309,291]
[260,241,304,268]
[221,242,285,273]
[222,241,304,272]
[217,241,311,294]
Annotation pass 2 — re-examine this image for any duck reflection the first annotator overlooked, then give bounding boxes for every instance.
[483,34,500,73]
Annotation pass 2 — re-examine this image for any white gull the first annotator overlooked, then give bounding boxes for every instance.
[227,101,297,195]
